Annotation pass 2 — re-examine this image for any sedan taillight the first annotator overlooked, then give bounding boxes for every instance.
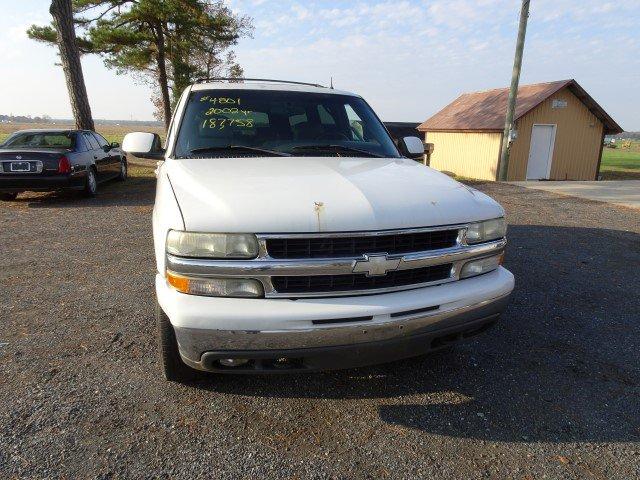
[57,156,72,174]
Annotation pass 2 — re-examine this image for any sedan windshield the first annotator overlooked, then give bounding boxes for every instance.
[2,131,74,149]
[174,89,400,159]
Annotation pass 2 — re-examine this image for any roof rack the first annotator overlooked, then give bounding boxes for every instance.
[194,77,325,88]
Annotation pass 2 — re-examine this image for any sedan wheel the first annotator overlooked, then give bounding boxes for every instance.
[117,159,127,181]
[84,168,97,197]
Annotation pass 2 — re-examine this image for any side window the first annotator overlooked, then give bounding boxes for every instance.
[74,133,87,152]
[92,132,109,148]
[289,113,307,127]
[317,105,336,125]
[345,104,364,141]
[83,132,99,150]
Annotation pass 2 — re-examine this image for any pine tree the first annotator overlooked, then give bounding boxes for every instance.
[29,0,95,130]
[29,1,252,129]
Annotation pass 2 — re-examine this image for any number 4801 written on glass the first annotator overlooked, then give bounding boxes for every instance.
[199,96,242,105]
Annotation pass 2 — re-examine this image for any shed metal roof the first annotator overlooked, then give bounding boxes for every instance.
[418,80,622,135]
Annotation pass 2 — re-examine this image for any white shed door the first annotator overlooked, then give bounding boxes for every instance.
[526,125,556,180]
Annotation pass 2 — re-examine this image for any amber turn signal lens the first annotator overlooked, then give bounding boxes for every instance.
[165,271,264,298]
[166,271,190,293]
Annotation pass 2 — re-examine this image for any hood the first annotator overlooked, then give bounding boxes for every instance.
[166,156,504,233]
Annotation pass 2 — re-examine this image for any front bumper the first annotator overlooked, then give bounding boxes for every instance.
[0,172,85,193]
[156,266,514,373]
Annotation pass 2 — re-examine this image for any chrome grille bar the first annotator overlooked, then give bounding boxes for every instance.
[166,236,506,298]
[166,239,505,277]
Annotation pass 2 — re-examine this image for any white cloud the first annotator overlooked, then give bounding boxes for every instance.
[291,3,310,20]
[0,10,49,61]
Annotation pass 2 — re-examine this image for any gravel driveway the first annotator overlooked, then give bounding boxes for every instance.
[1,169,639,479]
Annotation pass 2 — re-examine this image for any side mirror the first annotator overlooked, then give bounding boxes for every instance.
[122,132,164,160]
[398,136,425,160]
[110,141,120,149]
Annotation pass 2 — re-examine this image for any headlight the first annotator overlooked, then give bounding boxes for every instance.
[166,231,258,259]
[460,254,503,279]
[465,218,507,244]
[166,272,264,298]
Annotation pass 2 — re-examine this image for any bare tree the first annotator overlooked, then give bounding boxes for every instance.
[49,0,94,130]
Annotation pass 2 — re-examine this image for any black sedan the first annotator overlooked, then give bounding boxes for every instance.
[0,129,127,200]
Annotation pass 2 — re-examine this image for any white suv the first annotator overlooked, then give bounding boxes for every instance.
[123,79,514,382]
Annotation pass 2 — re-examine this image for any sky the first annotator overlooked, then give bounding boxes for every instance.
[0,0,638,129]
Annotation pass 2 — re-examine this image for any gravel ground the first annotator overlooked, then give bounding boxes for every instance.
[1,170,639,479]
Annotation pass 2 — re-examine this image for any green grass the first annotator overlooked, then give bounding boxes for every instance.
[600,141,640,180]
[0,122,165,147]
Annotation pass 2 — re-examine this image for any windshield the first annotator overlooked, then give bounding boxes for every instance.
[174,89,400,158]
[2,131,74,149]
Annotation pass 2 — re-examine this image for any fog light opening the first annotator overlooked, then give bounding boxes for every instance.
[274,357,290,368]
[218,358,250,368]
[265,357,302,370]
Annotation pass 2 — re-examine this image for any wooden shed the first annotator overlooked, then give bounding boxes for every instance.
[417,80,623,181]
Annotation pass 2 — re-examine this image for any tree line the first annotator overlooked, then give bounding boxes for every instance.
[28,0,253,130]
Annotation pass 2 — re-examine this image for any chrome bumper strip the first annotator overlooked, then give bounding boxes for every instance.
[175,294,512,361]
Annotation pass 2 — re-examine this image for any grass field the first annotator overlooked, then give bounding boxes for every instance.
[600,141,640,180]
[0,122,165,146]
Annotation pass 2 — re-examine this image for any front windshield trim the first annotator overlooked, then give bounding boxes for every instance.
[360,97,403,157]
[172,89,401,160]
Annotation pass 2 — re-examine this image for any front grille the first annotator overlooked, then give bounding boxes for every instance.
[266,229,459,259]
[271,264,453,294]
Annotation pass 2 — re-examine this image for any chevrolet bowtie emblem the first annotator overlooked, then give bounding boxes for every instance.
[352,254,401,277]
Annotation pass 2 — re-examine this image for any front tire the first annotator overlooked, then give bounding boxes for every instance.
[117,158,127,181]
[156,301,200,382]
[83,167,98,197]
[0,193,18,201]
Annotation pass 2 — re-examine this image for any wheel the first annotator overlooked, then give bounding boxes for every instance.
[83,167,98,197]
[156,301,200,382]
[117,158,127,181]
[0,193,18,201]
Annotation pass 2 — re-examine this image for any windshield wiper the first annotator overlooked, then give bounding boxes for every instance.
[291,145,384,158]
[188,145,290,157]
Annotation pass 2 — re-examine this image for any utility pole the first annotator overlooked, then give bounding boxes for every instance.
[497,0,530,181]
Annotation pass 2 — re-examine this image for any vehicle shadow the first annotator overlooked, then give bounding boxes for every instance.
[9,174,156,208]
[192,224,640,444]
